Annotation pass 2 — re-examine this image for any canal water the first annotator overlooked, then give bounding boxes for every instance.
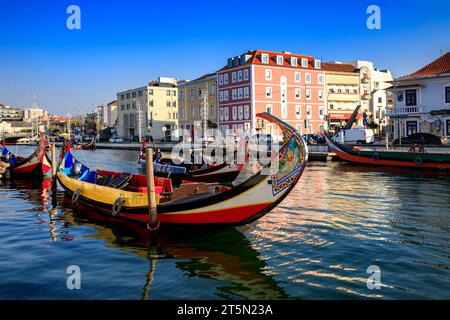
[0,147,449,299]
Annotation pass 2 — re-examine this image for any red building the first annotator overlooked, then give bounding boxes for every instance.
[217,50,326,137]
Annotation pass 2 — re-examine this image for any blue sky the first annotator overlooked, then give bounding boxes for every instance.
[0,0,449,115]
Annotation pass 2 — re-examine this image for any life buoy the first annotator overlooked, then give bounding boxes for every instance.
[72,188,81,203]
[414,157,423,166]
[372,152,380,161]
[112,197,124,216]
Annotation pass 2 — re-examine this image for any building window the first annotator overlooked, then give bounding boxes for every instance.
[244,105,250,119]
[237,70,243,82]
[318,90,324,100]
[232,72,237,83]
[319,106,325,119]
[301,58,308,68]
[166,101,171,107]
[224,90,229,101]
[126,103,130,110]
[446,119,450,136]
[243,69,249,81]
[266,87,272,98]
[294,72,301,82]
[265,69,272,80]
[224,108,229,120]
[266,104,272,114]
[378,97,383,103]
[243,87,249,98]
[314,59,321,69]
[218,74,223,85]
[121,104,125,111]
[318,74,324,84]
[446,86,450,103]
[190,88,194,100]
[295,89,301,99]
[291,57,298,67]
[238,88,243,99]
[276,55,283,65]
[120,94,125,100]
[405,89,417,106]
[261,53,269,64]
[224,74,229,84]
[132,92,137,98]
[166,90,171,96]
[238,106,243,119]
[148,89,153,95]
[295,105,301,119]
[219,108,223,121]
[219,91,224,102]
[138,91,143,97]
[305,73,311,83]
[306,89,311,100]
[210,84,215,95]
[126,93,130,99]
[232,89,237,100]
[306,105,312,119]
[296,124,302,134]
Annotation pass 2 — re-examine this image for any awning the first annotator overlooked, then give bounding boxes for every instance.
[328,113,364,120]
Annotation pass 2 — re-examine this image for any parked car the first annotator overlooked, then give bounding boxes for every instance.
[109,136,124,143]
[332,127,375,144]
[393,133,446,145]
[302,134,326,145]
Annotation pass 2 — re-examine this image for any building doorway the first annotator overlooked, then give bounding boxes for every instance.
[406,121,418,136]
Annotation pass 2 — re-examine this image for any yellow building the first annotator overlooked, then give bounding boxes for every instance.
[116,77,179,141]
[177,73,217,138]
[322,62,362,130]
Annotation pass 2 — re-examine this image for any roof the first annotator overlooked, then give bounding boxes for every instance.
[399,52,450,79]
[218,50,319,71]
[321,62,359,73]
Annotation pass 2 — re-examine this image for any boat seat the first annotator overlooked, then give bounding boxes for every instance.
[126,185,164,194]
[171,183,214,200]
[108,173,132,189]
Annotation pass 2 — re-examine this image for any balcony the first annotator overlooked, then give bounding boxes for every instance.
[386,105,423,116]
[361,76,371,83]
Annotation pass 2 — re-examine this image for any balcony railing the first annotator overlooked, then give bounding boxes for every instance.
[386,105,423,116]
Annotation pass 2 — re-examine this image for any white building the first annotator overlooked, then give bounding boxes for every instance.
[23,106,48,123]
[345,60,393,127]
[387,52,450,139]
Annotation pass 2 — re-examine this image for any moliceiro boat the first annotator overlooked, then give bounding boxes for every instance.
[0,134,51,179]
[56,113,308,226]
[325,134,450,170]
[72,137,96,150]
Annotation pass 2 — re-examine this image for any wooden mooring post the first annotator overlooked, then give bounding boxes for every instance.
[146,148,159,231]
